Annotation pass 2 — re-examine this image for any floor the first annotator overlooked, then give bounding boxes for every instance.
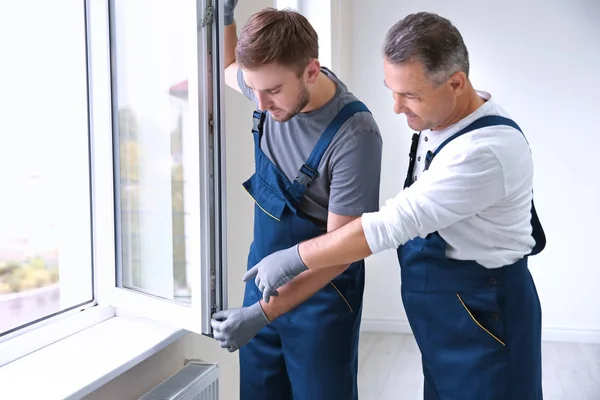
[357,332,600,400]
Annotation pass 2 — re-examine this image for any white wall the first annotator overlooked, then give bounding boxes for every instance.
[341,0,600,341]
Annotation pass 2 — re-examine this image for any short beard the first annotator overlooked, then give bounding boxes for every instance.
[273,84,310,122]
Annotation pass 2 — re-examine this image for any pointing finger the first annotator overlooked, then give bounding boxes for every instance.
[242,265,258,282]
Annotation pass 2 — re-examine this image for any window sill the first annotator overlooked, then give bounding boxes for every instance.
[0,307,187,400]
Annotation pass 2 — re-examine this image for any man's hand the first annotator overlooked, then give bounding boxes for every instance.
[224,0,238,25]
[242,244,308,303]
[211,302,269,352]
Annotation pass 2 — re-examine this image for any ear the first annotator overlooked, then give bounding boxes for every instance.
[449,71,467,95]
[305,59,321,84]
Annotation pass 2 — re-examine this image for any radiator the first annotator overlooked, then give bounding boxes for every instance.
[139,360,219,400]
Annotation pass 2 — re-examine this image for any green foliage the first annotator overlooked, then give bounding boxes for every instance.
[0,258,58,295]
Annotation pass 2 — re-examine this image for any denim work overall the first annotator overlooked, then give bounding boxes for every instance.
[398,115,547,399]
[240,101,371,399]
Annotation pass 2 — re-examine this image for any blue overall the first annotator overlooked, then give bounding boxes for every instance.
[398,116,547,400]
[240,101,370,400]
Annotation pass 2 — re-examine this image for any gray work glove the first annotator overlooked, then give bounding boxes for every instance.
[211,302,269,352]
[242,244,309,303]
[223,0,238,25]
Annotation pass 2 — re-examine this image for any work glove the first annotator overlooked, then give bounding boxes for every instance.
[223,0,238,25]
[211,302,269,352]
[242,244,308,303]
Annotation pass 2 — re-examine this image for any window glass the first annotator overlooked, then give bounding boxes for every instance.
[0,1,94,337]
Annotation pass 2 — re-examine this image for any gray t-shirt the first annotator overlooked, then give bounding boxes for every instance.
[238,67,382,228]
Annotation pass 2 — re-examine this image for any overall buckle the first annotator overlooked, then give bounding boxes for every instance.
[252,110,266,134]
[295,164,318,186]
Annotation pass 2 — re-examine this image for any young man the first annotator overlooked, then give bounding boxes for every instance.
[244,12,547,400]
[210,3,383,400]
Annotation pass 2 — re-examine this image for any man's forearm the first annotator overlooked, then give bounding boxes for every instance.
[298,217,373,271]
[260,219,368,318]
[224,22,237,68]
[260,263,349,321]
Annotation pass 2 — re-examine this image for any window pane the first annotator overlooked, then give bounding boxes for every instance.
[111,1,200,304]
[0,2,94,337]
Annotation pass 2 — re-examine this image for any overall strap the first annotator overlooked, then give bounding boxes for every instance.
[251,110,267,146]
[424,116,522,170]
[403,133,421,189]
[420,114,546,256]
[295,101,371,186]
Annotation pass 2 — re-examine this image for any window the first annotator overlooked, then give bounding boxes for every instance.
[1,0,226,365]
[90,0,227,333]
[111,0,199,303]
[0,0,94,343]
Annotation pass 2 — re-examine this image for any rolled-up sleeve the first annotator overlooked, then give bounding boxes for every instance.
[361,141,506,254]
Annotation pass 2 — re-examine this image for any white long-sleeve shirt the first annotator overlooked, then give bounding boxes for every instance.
[361,91,537,269]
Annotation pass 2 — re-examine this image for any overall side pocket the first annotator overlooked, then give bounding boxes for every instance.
[456,292,506,347]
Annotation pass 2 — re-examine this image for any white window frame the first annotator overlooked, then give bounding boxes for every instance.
[0,305,113,368]
[0,0,102,368]
[0,0,227,368]
[90,0,227,335]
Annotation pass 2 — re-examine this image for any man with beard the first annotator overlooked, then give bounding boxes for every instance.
[210,3,383,400]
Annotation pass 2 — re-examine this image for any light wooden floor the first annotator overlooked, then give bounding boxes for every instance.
[357,332,600,400]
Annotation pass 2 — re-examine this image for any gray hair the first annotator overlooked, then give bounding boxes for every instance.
[382,12,470,86]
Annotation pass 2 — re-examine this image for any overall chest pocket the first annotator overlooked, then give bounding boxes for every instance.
[242,173,287,221]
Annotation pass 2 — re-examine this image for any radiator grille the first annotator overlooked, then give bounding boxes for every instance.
[139,361,219,400]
